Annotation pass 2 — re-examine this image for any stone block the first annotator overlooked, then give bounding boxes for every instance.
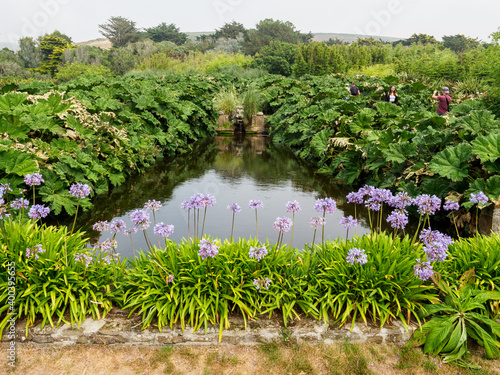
[32,335,54,344]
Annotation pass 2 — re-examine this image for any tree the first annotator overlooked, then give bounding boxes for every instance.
[145,22,187,45]
[214,21,247,40]
[36,33,74,75]
[17,37,41,68]
[443,34,481,53]
[242,19,312,55]
[99,16,140,47]
[399,33,439,46]
[325,38,349,46]
[251,41,298,76]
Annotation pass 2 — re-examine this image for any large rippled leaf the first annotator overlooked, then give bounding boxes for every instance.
[428,143,472,181]
[383,142,417,164]
[310,129,334,157]
[350,108,375,133]
[457,110,500,135]
[374,102,402,116]
[471,133,500,163]
[0,150,39,176]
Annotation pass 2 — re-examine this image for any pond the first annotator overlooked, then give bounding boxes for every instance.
[64,135,376,258]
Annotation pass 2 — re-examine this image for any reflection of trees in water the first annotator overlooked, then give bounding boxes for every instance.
[54,138,219,233]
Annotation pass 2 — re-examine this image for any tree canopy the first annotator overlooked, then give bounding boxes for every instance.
[99,16,140,48]
[145,22,187,45]
[242,19,312,55]
[214,21,247,40]
[443,34,481,53]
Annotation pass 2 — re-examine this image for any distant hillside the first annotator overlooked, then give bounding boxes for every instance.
[72,32,404,50]
[313,33,403,43]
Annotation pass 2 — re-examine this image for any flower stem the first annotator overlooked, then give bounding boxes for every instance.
[255,209,259,241]
[290,212,295,249]
[71,197,80,235]
[230,212,235,242]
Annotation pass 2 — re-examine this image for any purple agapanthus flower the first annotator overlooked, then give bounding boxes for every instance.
[470,191,489,206]
[166,274,175,283]
[95,238,118,253]
[92,220,109,232]
[0,206,9,220]
[181,200,193,210]
[273,216,293,233]
[386,210,409,229]
[346,248,368,265]
[74,253,93,267]
[414,259,433,281]
[28,204,50,219]
[340,215,357,229]
[253,278,272,291]
[123,227,138,235]
[420,228,453,262]
[154,222,174,238]
[314,197,337,214]
[388,192,414,210]
[69,183,91,198]
[227,203,242,213]
[24,173,44,186]
[249,246,268,261]
[109,220,127,234]
[130,210,150,230]
[286,200,301,213]
[11,198,29,210]
[198,238,220,260]
[346,191,364,204]
[309,217,325,229]
[144,200,162,211]
[249,199,264,209]
[199,194,216,208]
[25,244,46,260]
[413,194,441,216]
[443,200,460,211]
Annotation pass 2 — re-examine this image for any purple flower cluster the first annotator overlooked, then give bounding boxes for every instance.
[249,199,264,209]
[309,217,325,229]
[413,194,441,216]
[92,220,109,232]
[340,215,357,229]
[74,253,93,267]
[181,193,217,210]
[386,210,409,229]
[69,183,91,198]
[109,220,127,234]
[273,216,292,233]
[154,222,174,238]
[286,200,301,213]
[249,246,268,261]
[28,204,50,219]
[130,210,150,230]
[420,228,453,262]
[95,238,118,253]
[25,244,46,260]
[314,197,336,214]
[11,198,29,210]
[414,259,434,281]
[0,206,10,219]
[443,200,460,211]
[144,200,162,211]
[346,248,368,265]
[346,191,364,204]
[227,203,242,213]
[253,278,272,291]
[388,192,414,210]
[470,191,489,205]
[198,238,220,260]
[166,274,175,283]
[24,173,44,186]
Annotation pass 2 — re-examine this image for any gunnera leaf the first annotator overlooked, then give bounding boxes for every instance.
[428,143,472,182]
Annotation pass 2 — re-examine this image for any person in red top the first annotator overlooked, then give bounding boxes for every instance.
[432,87,451,115]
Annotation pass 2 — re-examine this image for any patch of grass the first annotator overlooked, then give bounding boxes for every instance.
[289,346,314,374]
[149,346,176,373]
[176,346,197,366]
[205,351,239,366]
[342,341,373,375]
[422,356,438,372]
[260,341,283,365]
[395,344,424,370]
[368,345,385,362]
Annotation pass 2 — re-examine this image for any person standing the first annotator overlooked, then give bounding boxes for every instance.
[384,85,398,104]
[432,87,451,115]
[350,82,360,96]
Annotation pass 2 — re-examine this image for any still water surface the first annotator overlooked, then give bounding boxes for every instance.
[67,135,372,258]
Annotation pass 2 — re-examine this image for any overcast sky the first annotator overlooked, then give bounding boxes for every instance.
[0,0,498,44]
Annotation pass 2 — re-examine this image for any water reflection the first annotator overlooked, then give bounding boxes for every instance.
[59,135,375,258]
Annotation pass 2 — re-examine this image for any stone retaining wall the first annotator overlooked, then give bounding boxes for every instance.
[2,309,415,347]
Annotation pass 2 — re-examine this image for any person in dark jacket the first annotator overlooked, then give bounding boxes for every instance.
[349,83,360,96]
[384,85,398,104]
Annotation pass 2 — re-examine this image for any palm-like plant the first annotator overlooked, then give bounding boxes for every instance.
[413,274,500,366]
